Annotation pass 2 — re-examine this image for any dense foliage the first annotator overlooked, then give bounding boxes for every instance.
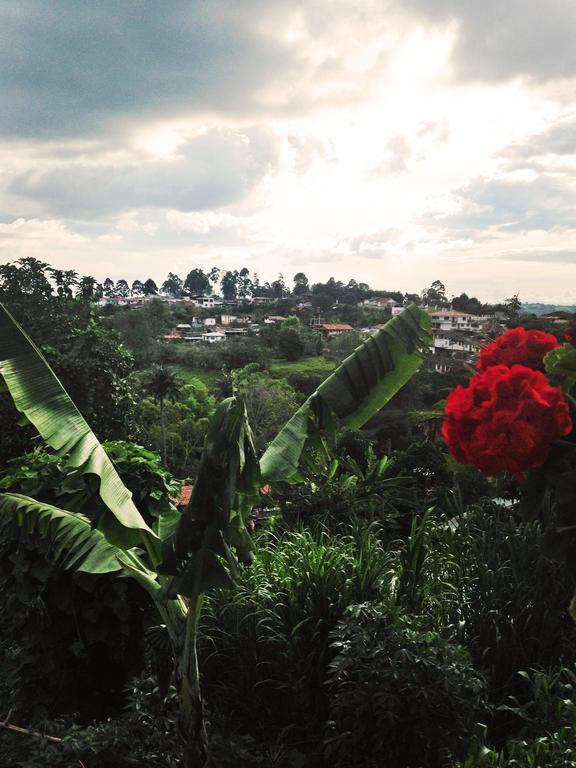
[4,274,576,768]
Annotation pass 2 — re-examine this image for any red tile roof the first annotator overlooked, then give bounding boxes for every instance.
[317,324,354,331]
[175,484,193,507]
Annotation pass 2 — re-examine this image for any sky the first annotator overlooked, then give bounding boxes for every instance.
[1,1,576,303]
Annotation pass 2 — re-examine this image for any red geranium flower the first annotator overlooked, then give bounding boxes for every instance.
[478,327,558,372]
[442,364,572,480]
[564,320,576,348]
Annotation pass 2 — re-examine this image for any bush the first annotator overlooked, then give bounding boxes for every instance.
[200,522,393,750]
[325,604,486,768]
[0,443,179,721]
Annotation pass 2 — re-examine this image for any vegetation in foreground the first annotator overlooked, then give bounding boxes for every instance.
[2,260,576,766]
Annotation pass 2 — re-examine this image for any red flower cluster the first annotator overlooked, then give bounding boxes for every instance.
[478,327,558,372]
[442,364,572,479]
[564,321,576,348]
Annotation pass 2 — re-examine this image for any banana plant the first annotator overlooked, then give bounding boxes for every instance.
[0,302,430,767]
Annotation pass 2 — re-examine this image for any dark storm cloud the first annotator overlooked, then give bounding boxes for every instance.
[402,0,576,81]
[8,128,279,217]
[438,175,576,234]
[0,0,298,138]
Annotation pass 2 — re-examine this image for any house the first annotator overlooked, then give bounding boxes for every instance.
[362,297,397,308]
[428,310,493,332]
[433,330,481,356]
[316,323,354,338]
[201,331,226,343]
[203,317,217,327]
[189,295,222,308]
[264,316,286,324]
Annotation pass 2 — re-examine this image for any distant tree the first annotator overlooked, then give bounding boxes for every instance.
[131,279,144,296]
[115,279,130,297]
[278,327,305,361]
[238,267,253,298]
[143,366,182,463]
[452,293,484,315]
[221,270,239,301]
[404,293,420,306]
[231,366,299,450]
[77,276,99,303]
[161,272,184,298]
[208,267,220,294]
[504,294,522,320]
[423,280,448,307]
[293,272,310,296]
[271,274,287,299]
[103,277,115,297]
[184,268,210,296]
[143,278,158,296]
[51,269,78,299]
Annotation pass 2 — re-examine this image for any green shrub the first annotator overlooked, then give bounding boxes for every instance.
[325,603,486,768]
[200,522,393,749]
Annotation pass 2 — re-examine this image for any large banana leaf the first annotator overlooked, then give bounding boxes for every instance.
[159,397,259,599]
[260,305,432,483]
[0,303,154,547]
[0,492,124,574]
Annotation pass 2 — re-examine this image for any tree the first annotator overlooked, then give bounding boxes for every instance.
[131,279,144,296]
[162,273,184,298]
[452,292,484,315]
[278,327,304,361]
[504,294,522,320]
[0,303,431,767]
[114,279,129,297]
[0,258,138,458]
[293,272,310,296]
[184,269,210,296]
[144,366,182,463]
[51,268,79,298]
[220,270,239,301]
[423,280,448,307]
[208,267,220,294]
[271,274,287,299]
[238,267,253,298]
[143,278,159,296]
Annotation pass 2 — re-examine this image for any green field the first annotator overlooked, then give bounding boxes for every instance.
[166,356,335,392]
[171,364,221,389]
[270,356,335,378]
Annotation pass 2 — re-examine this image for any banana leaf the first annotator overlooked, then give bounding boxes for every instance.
[260,305,431,483]
[0,303,154,547]
[0,492,124,574]
[159,397,259,599]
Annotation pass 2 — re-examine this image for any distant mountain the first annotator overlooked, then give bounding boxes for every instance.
[522,303,576,316]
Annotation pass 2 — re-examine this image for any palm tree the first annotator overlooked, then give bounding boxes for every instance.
[144,365,182,464]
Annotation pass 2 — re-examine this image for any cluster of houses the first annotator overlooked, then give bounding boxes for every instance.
[100,290,502,370]
[425,309,502,372]
[162,314,357,344]
[98,293,278,310]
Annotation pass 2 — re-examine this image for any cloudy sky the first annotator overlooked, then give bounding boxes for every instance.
[1,1,576,302]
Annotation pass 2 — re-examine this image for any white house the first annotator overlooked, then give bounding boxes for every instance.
[202,332,226,343]
[190,295,222,309]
